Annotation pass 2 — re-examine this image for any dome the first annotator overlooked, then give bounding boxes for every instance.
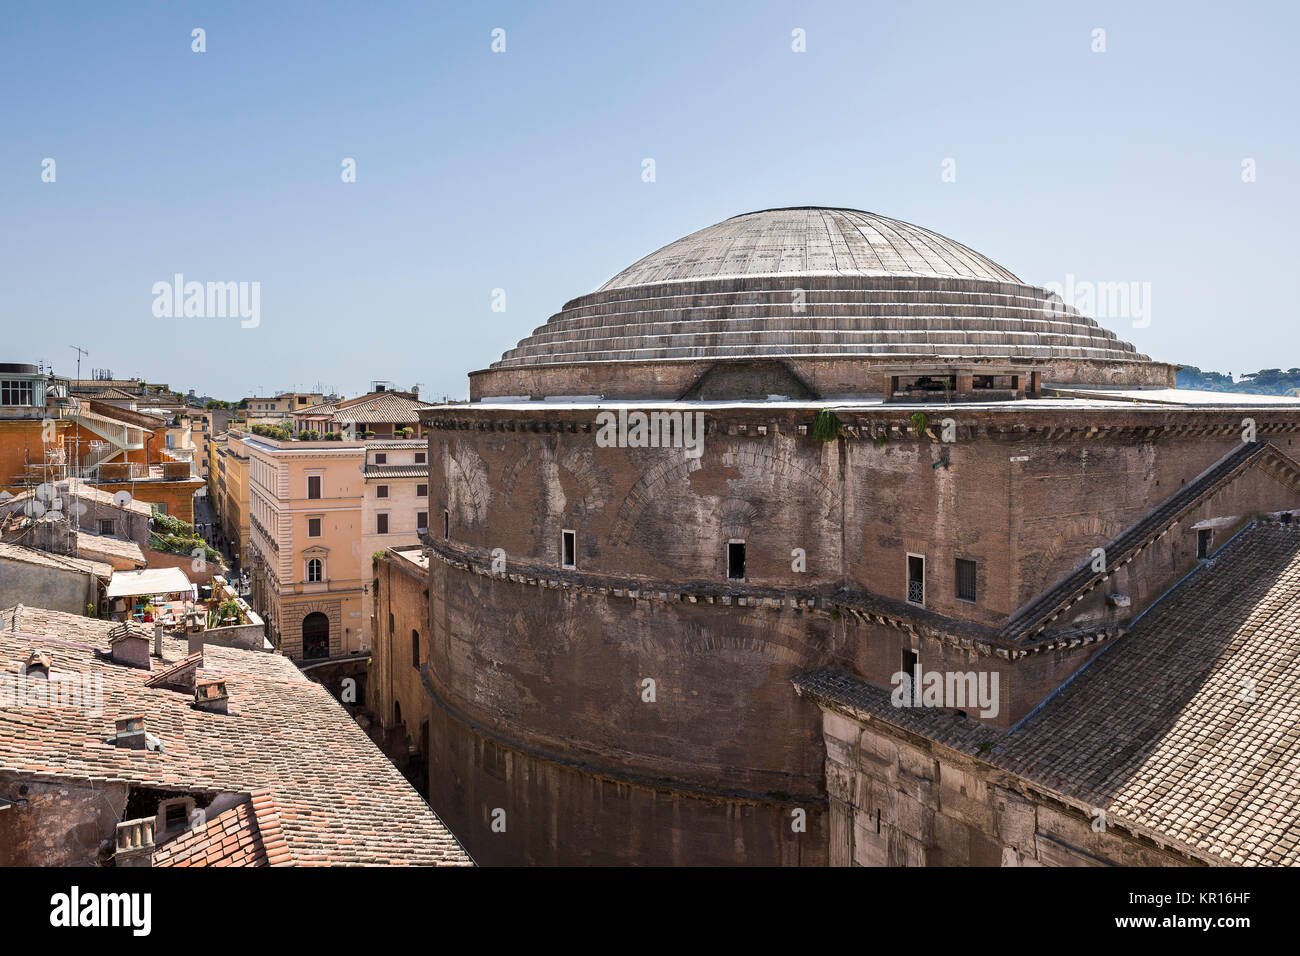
[474,207,1172,400]
[597,207,1022,290]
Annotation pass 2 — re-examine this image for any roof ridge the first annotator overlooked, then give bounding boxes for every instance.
[248,788,293,866]
[1002,441,1275,643]
[143,651,203,688]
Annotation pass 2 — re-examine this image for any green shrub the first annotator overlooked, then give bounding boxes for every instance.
[150,532,220,563]
[251,423,292,441]
[152,511,196,536]
[812,409,843,443]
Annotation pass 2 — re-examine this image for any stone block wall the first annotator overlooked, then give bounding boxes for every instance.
[818,708,1192,866]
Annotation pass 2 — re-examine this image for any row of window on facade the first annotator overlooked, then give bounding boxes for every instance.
[381,613,422,671]
[303,474,427,499]
[374,512,428,535]
[438,511,981,606]
[0,380,36,406]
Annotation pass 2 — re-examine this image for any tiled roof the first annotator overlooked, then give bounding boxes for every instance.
[60,480,154,516]
[294,401,339,416]
[363,465,430,479]
[75,532,146,566]
[1002,441,1300,644]
[0,541,112,579]
[795,521,1300,866]
[334,393,432,424]
[0,606,473,866]
[85,399,169,430]
[365,440,426,449]
[84,387,140,401]
[153,789,289,867]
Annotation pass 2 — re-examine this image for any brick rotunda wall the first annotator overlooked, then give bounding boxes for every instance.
[417,404,1300,864]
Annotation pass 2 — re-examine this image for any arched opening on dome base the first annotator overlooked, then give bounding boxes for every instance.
[679,359,818,402]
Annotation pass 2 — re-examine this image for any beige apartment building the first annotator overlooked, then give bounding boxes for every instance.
[244,432,367,660]
[216,431,251,568]
[360,439,430,651]
[243,392,325,419]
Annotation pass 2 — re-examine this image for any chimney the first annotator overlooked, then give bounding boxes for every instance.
[411,385,419,399]
[109,623,152,671]
[187,629,204,658]
[143,651,202,693]
[23,650,51,680]
[114,715,147,749]
[193,679,229,714]
[153,621,163,658]
[114,817,156,867]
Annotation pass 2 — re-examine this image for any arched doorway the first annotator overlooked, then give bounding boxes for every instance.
[302,612,330,660]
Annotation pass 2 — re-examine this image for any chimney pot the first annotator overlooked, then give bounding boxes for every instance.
[23,650,51,679]
[109,623,152,670]
[114,816,157,866]
[113,714,148,749]
[193,679,229,714]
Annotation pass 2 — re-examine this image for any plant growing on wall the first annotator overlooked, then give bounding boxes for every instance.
[911,411,929,436]
[812,409,843,443]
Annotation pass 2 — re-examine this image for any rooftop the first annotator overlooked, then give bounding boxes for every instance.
[0,541,112,579]
[0,605,472,866]
[75,531,146,567]
[363,464,430,479]
[795,521,1300,866]
[4,480,153,517]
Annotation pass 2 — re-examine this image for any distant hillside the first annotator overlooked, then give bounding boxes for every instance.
[1177,366,1300,396]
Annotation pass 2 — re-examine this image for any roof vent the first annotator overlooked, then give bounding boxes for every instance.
[143,651,203,693]
[113,715,147,749]
[23,650,51,679]
[115,817,156,867]
[109,623,153,671]
[112,715,164,752]
[193,679,229,714]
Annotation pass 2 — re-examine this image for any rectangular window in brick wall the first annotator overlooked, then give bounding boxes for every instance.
[956,558,977,602]
[907,554,925,605]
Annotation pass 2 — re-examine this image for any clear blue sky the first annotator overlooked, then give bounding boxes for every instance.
[3,0,1296,400]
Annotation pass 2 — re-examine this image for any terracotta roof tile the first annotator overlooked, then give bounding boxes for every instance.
[796,520,1300,865]
[0,605,473,866]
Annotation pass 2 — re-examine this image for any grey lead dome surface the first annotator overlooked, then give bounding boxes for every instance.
[486,207,1152,372]
[598,207,1022,289]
